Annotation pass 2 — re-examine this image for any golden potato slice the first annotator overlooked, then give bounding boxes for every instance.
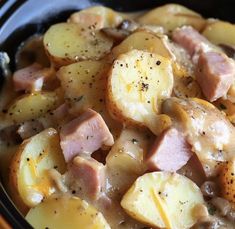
[26,196,110,229]
[219,159,235,205]
[111,31,173,60]
[5,89,63,124]
[43,23,113,68]
[9,128,66,212]
[121,172,204,229]
[137,4,206,32]
[68,6,123,29]
[203,21,235,46]
[57,60,122,139]
[106,128,152,197]
[106,128,149,175]
[163,97,235,177]
[107,49,173,135]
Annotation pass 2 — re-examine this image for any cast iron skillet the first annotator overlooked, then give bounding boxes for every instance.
[0,0,235,228]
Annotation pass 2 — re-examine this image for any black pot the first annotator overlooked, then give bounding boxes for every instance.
[0,0,235,228]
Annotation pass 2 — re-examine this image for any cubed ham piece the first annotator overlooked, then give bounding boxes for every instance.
[146,127,192,172]
[70,156,106,199]
[60,109,114,162]
[172,26,211,57]
[196,51,235,102]
[13,63,44,92]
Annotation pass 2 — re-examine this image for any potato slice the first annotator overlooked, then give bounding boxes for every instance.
[106,128,149,174]
[121,172,204,229]
[57,60,122,139]
[137,4,206,32]
[163,97,235,177]
[111,31,173,60]
[43,23,113,68]
[9,128,66,212]
[26,196,110,229]
[106,129,152,197]
[203,21,235,46]
[219,159,235,205]
[5,89,63,124]
[107,49,173,135]
[68,6,123,29]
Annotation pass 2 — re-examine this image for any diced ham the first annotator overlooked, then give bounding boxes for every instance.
[196,51,235,102]
[13,63,44,92]
[17,120,44,140]
[172,26,211,57]
[146,127,192,172]
[69,156,106,199]
[60,109,114,162]
[68,12,104,30]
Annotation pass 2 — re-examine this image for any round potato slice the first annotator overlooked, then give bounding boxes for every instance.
[43,23,113,68]
[9,128,66,212]
[137,4,206,32]
[202,21,235,46]
[111,31,173,60]
[107,49,173,135]
[26,196,110,229]
[121,172,204,229]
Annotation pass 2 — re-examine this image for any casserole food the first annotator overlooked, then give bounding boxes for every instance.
[0,1,235,229]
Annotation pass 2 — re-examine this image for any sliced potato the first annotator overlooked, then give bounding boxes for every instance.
[121,172,204,229]
[68,6,123,29]
[107,49,173,135]
[203,21,235,46]
[9,128,66,212]
[163,97,235,177]
[57,60,122,139]
[138,4,206,32]
[106,128,149,175]
[106,129,152,197]
[219,159,235,205]
[111,31,173,60]
[26,195,110,229]
[43,23,113,68]
[5,89,63,124]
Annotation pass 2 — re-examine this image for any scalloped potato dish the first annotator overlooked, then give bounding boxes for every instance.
[1,3,235,229]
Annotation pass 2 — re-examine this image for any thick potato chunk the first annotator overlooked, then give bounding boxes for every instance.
[43,23,113,68]
[26,196,110,229]
[219,159,235,205]
[163,97,235,177]
[5,90,63,124]
[203,21,235,46]
[68,6,123,29]
[9,128,66,212]
[138,4,206,32]
[121,172,204,229]
[107,49,173,135]
[111,31,173,60]
[57,60,122,138]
